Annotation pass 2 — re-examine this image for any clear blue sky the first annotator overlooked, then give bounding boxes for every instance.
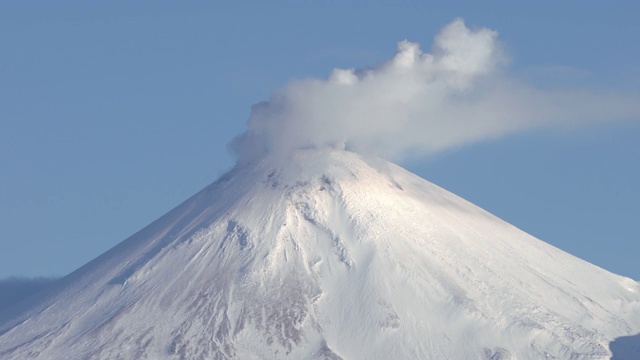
[1,1,639,280]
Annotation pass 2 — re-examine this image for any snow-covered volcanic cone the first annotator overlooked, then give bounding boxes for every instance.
[1,150,639,359]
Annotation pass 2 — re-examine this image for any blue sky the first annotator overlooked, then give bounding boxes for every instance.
[1,1,639,280]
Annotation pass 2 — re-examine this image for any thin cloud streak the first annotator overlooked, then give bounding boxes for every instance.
[0,277,58,311]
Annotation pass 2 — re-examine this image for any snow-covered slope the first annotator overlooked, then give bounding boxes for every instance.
[1,150,639,359]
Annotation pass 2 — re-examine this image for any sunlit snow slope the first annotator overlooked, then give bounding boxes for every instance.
[1,150,639,359]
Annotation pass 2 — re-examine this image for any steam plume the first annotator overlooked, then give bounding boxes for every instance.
[230,18,640,163]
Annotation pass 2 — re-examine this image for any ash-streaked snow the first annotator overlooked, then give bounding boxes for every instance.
[1,150,639,359]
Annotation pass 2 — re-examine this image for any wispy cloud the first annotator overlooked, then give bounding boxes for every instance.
[230,18,640,162]
[0,277,58,310]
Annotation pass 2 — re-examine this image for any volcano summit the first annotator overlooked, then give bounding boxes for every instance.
[0,150,639,359]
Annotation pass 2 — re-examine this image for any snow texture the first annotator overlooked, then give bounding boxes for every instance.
[1,149,639,359]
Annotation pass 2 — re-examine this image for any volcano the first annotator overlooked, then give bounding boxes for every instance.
[1,150,639,359]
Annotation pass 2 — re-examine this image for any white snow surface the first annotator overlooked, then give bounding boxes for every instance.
[1,149,639,359]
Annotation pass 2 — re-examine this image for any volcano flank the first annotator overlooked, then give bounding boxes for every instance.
[1,150,639,359]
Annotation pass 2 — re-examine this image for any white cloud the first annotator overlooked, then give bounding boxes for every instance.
[230,18,640,163]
